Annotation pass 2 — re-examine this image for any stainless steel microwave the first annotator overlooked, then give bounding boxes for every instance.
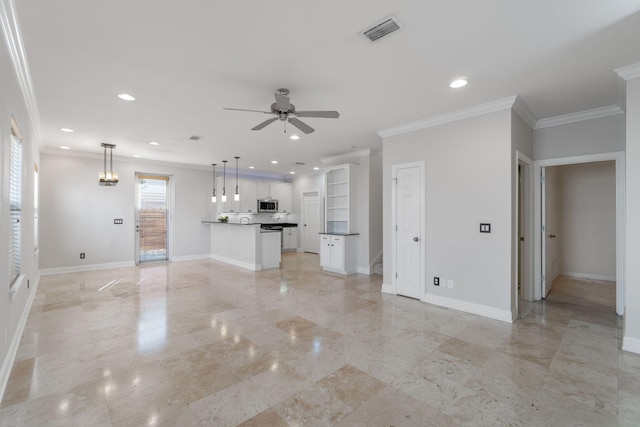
[258,199,278,213]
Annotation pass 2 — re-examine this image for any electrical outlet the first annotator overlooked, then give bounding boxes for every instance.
[447,279,454,289]
[80,253,85,259]
[434,277,440,286]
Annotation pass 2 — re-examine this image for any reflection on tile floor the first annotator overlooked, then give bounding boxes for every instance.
[1,254,639,426]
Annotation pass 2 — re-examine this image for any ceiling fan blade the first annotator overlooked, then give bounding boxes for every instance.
[297,111,340,119]
[288,117,315,134]
[251,117,278,130]
[275,92,290,111]
[224,107,272,114]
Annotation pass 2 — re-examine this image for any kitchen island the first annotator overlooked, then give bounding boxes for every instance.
[202,221,281,270]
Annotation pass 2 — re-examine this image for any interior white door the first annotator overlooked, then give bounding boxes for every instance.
[540,167,550,297]
[302,193,320,253]
[395,164,422,299]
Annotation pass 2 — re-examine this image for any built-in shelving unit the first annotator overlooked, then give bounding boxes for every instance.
[325,164,357,234]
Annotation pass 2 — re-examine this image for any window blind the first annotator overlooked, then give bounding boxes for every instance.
[9,128,22,286]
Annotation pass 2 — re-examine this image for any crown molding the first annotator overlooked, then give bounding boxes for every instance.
[377,96,518,138]
[320,148,375,165]
[615,63,640,81]
[0,0,40,142]
[534,105,623,129]
[512,96,538,129]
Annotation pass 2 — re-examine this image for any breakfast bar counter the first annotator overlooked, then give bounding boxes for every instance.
[202,221,281,271]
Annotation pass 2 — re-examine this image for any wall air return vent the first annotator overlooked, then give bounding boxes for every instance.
[360,14,403,43]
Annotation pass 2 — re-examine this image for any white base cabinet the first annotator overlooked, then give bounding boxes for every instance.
[283,227,297,252]
[320,234,358,275]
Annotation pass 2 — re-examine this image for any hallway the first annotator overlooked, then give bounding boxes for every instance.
[1,255,639,426]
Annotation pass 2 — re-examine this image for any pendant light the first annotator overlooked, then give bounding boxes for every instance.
[234,156,240,202]
[221,160,227,202]
[211,163,217,203]
[98,143,118,186]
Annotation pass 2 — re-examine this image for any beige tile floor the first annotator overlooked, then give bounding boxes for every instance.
[1,253,639,426]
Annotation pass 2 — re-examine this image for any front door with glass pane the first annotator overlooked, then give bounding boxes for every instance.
[135,174,171,263]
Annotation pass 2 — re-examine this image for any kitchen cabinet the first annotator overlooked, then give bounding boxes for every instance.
[319,234,358,275]
[257,181,292,213]
[282,227,297,251]
[240,180,258,213]
[277,182,292,213]
[257,182,278,199]
[325,164,357,234]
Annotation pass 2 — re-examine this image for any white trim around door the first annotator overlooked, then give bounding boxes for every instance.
[533,151,625,315]
[391,161,425,300]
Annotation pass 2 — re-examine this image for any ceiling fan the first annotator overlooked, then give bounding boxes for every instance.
[223,88,339,134]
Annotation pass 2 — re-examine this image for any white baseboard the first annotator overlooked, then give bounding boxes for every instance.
[562,272,616,282]
[357,266,372,275]
[381,283,394,294]
[172,254,211,262]
[40,261,135,275]
[622,336,640,355]
[0,274,40,403]
[423,293,513,323]
[210,254,259,271]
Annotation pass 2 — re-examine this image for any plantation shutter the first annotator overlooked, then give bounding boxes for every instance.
[9,128,23,286]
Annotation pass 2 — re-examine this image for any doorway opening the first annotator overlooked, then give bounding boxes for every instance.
[534,152,624,315]
[135,174,173,264]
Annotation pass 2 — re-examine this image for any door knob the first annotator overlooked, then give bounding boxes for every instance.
[413,237,419,242]
[549,234,556,238]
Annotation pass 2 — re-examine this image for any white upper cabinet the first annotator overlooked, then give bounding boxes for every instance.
[240,180,258,213]
[276,182,292,213]
[217,179,291,213]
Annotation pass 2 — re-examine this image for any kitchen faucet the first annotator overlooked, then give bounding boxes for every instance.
[240,216,250,224]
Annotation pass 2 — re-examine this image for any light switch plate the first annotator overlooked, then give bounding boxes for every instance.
[480,223,491,233]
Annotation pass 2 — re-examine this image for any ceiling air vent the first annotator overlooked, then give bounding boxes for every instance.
[360,14,403,43]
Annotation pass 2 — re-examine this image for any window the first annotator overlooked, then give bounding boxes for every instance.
[9,120,23,287]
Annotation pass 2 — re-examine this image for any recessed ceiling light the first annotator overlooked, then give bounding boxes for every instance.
[117,93,136,101]
[290,135,300,140]
[450,79,468,88]
[249,166,255,169]
[149,141,159,146]
[60,128,74,133]
[271,160,278,164]
[60,146,71,150]
[313,167,320,170]
[133,154,141,158]
[290,171,295,175]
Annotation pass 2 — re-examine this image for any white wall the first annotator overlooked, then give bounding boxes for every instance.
[40,153,212,270]
[624,74,640,353]
[383,109,513,319]
[0,15,40,398]
[368,151,383,267]
[534,114,625,160]
[556,161,616,281]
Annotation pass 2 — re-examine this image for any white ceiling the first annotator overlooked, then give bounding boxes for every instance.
[14,1,640,177]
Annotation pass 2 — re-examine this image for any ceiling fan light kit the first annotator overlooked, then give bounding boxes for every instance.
[224,88,339,134]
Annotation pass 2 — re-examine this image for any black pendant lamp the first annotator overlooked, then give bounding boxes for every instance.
[211,163,217,203]
[221,160,227,202]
